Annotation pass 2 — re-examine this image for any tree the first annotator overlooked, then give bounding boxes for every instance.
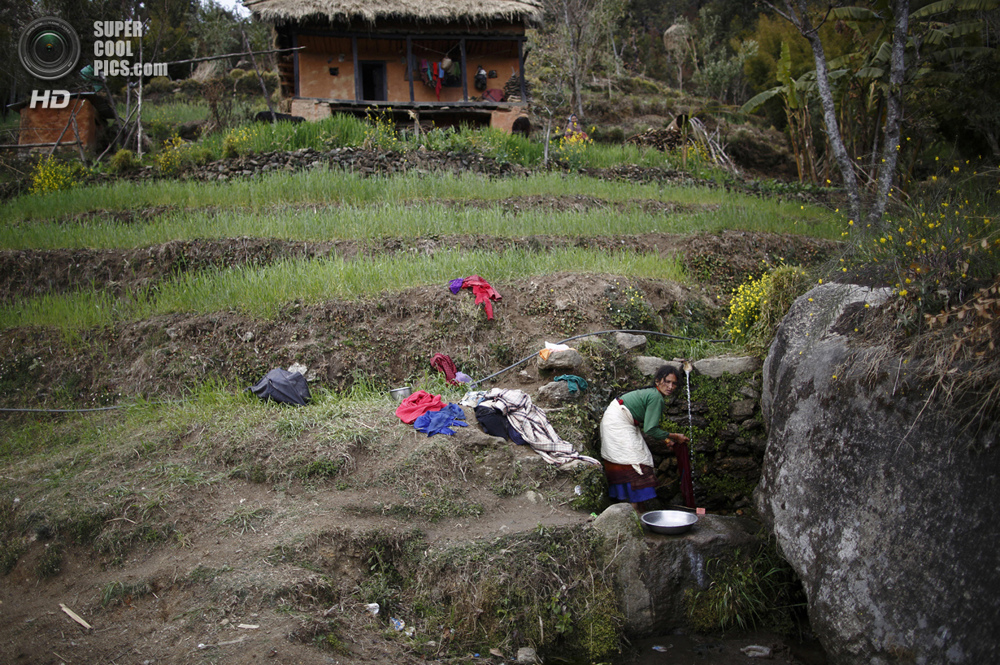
[762,0,874,223]
[545,0,626,116]
[762,0,1000,226]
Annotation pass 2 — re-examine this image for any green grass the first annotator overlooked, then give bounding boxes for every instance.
[0,171,838,245]
[0,247,686,331]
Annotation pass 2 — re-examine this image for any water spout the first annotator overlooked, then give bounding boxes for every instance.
[682,361,693,438]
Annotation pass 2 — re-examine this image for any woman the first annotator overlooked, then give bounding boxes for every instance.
[600,364,690,512]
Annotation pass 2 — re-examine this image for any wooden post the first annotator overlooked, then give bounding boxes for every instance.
[352,37,360,101]
[460,39,468,102]
[406,36,414,103]
[518,38,527,101]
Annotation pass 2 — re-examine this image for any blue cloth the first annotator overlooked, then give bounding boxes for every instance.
[414,403,468,436]
[608,482,657,503]
[448,277,465,294]
[554,374,588,393]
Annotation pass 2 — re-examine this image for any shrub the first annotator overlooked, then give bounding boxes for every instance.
[144,76,173,95]
[109,148,139,174]
[28,157,82,195]
[362,108,398,151]
[154,134,187,174]
[605,281,661,331]
[725,265,810,352]
[222,126,257,158]
[178,78,202,96]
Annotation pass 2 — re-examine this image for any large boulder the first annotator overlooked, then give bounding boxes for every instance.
[592,504,760,634]
[756,283,1000,665]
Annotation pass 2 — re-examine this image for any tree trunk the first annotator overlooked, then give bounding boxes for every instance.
[867,0,909,227]
[798,5,862,220]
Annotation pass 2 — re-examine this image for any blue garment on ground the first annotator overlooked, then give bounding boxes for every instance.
[554,374,588,393]
[414,403,468,436]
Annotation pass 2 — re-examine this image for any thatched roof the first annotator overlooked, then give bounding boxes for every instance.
[247,0,543,25]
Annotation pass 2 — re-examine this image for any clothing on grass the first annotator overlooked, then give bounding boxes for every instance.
[474,405,527,445]
[554,374,588,393]
[430,353,459,384]
[461,275,502,319]
[459,390,488,407]
[478,388,599,467]
[395,390,445,424]
[414,403,468,436]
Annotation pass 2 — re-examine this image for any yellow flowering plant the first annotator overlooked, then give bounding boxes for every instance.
[28,156,83,195]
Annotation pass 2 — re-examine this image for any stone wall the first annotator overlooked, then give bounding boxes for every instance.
[533,336,766,512]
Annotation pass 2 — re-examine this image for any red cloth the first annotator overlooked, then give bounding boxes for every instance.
[462,275,501,319]
[430,353,458,384]
[395,390,444,424]
[674,441,696,508]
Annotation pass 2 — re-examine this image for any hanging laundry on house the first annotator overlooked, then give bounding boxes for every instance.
[477,388,600,467]
[448,275,502,319]
[414,403,468,436]
[395,390,445,424]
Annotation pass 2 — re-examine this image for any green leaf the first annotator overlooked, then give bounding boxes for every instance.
[910,0,958,19]
[828,6,884,21]
[740,88,782,114]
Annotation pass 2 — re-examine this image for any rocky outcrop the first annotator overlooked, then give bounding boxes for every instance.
[755,283,1000,665]
[592,503,760,634]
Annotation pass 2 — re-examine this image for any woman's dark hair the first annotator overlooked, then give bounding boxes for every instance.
[653,364,681,384]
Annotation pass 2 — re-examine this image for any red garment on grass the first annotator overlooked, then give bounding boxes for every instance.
[395,390,444,424]
[430,353,459,384]
[674,441,696,508]
[462,275,501,319]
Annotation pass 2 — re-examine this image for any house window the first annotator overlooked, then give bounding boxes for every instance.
[359,61,387,101]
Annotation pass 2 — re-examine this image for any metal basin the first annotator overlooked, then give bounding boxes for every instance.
[641,509,698,535]
[389,386,413,401]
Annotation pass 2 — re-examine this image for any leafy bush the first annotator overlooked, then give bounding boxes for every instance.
[362,108,399,151]
[725,265,809,351]
[144,76,174,96]
[605,281,661,331]
[154,134,188,174]
[109,149,139,174]
[28,157,82,195]
[685,542,804,634]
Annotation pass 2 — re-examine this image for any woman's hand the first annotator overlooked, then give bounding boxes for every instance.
[668,433,690,445]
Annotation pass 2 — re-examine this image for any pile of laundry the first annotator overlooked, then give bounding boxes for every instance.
[448,275,501,319]
[461,388,600,468]
[395,390,468,436]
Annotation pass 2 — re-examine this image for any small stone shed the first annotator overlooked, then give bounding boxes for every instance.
[11,92,114,155]
[247,0,538,133]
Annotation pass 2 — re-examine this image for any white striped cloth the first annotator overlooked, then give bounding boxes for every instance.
[478,388,600,467]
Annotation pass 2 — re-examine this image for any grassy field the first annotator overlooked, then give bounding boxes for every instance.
[0,136,844,662]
